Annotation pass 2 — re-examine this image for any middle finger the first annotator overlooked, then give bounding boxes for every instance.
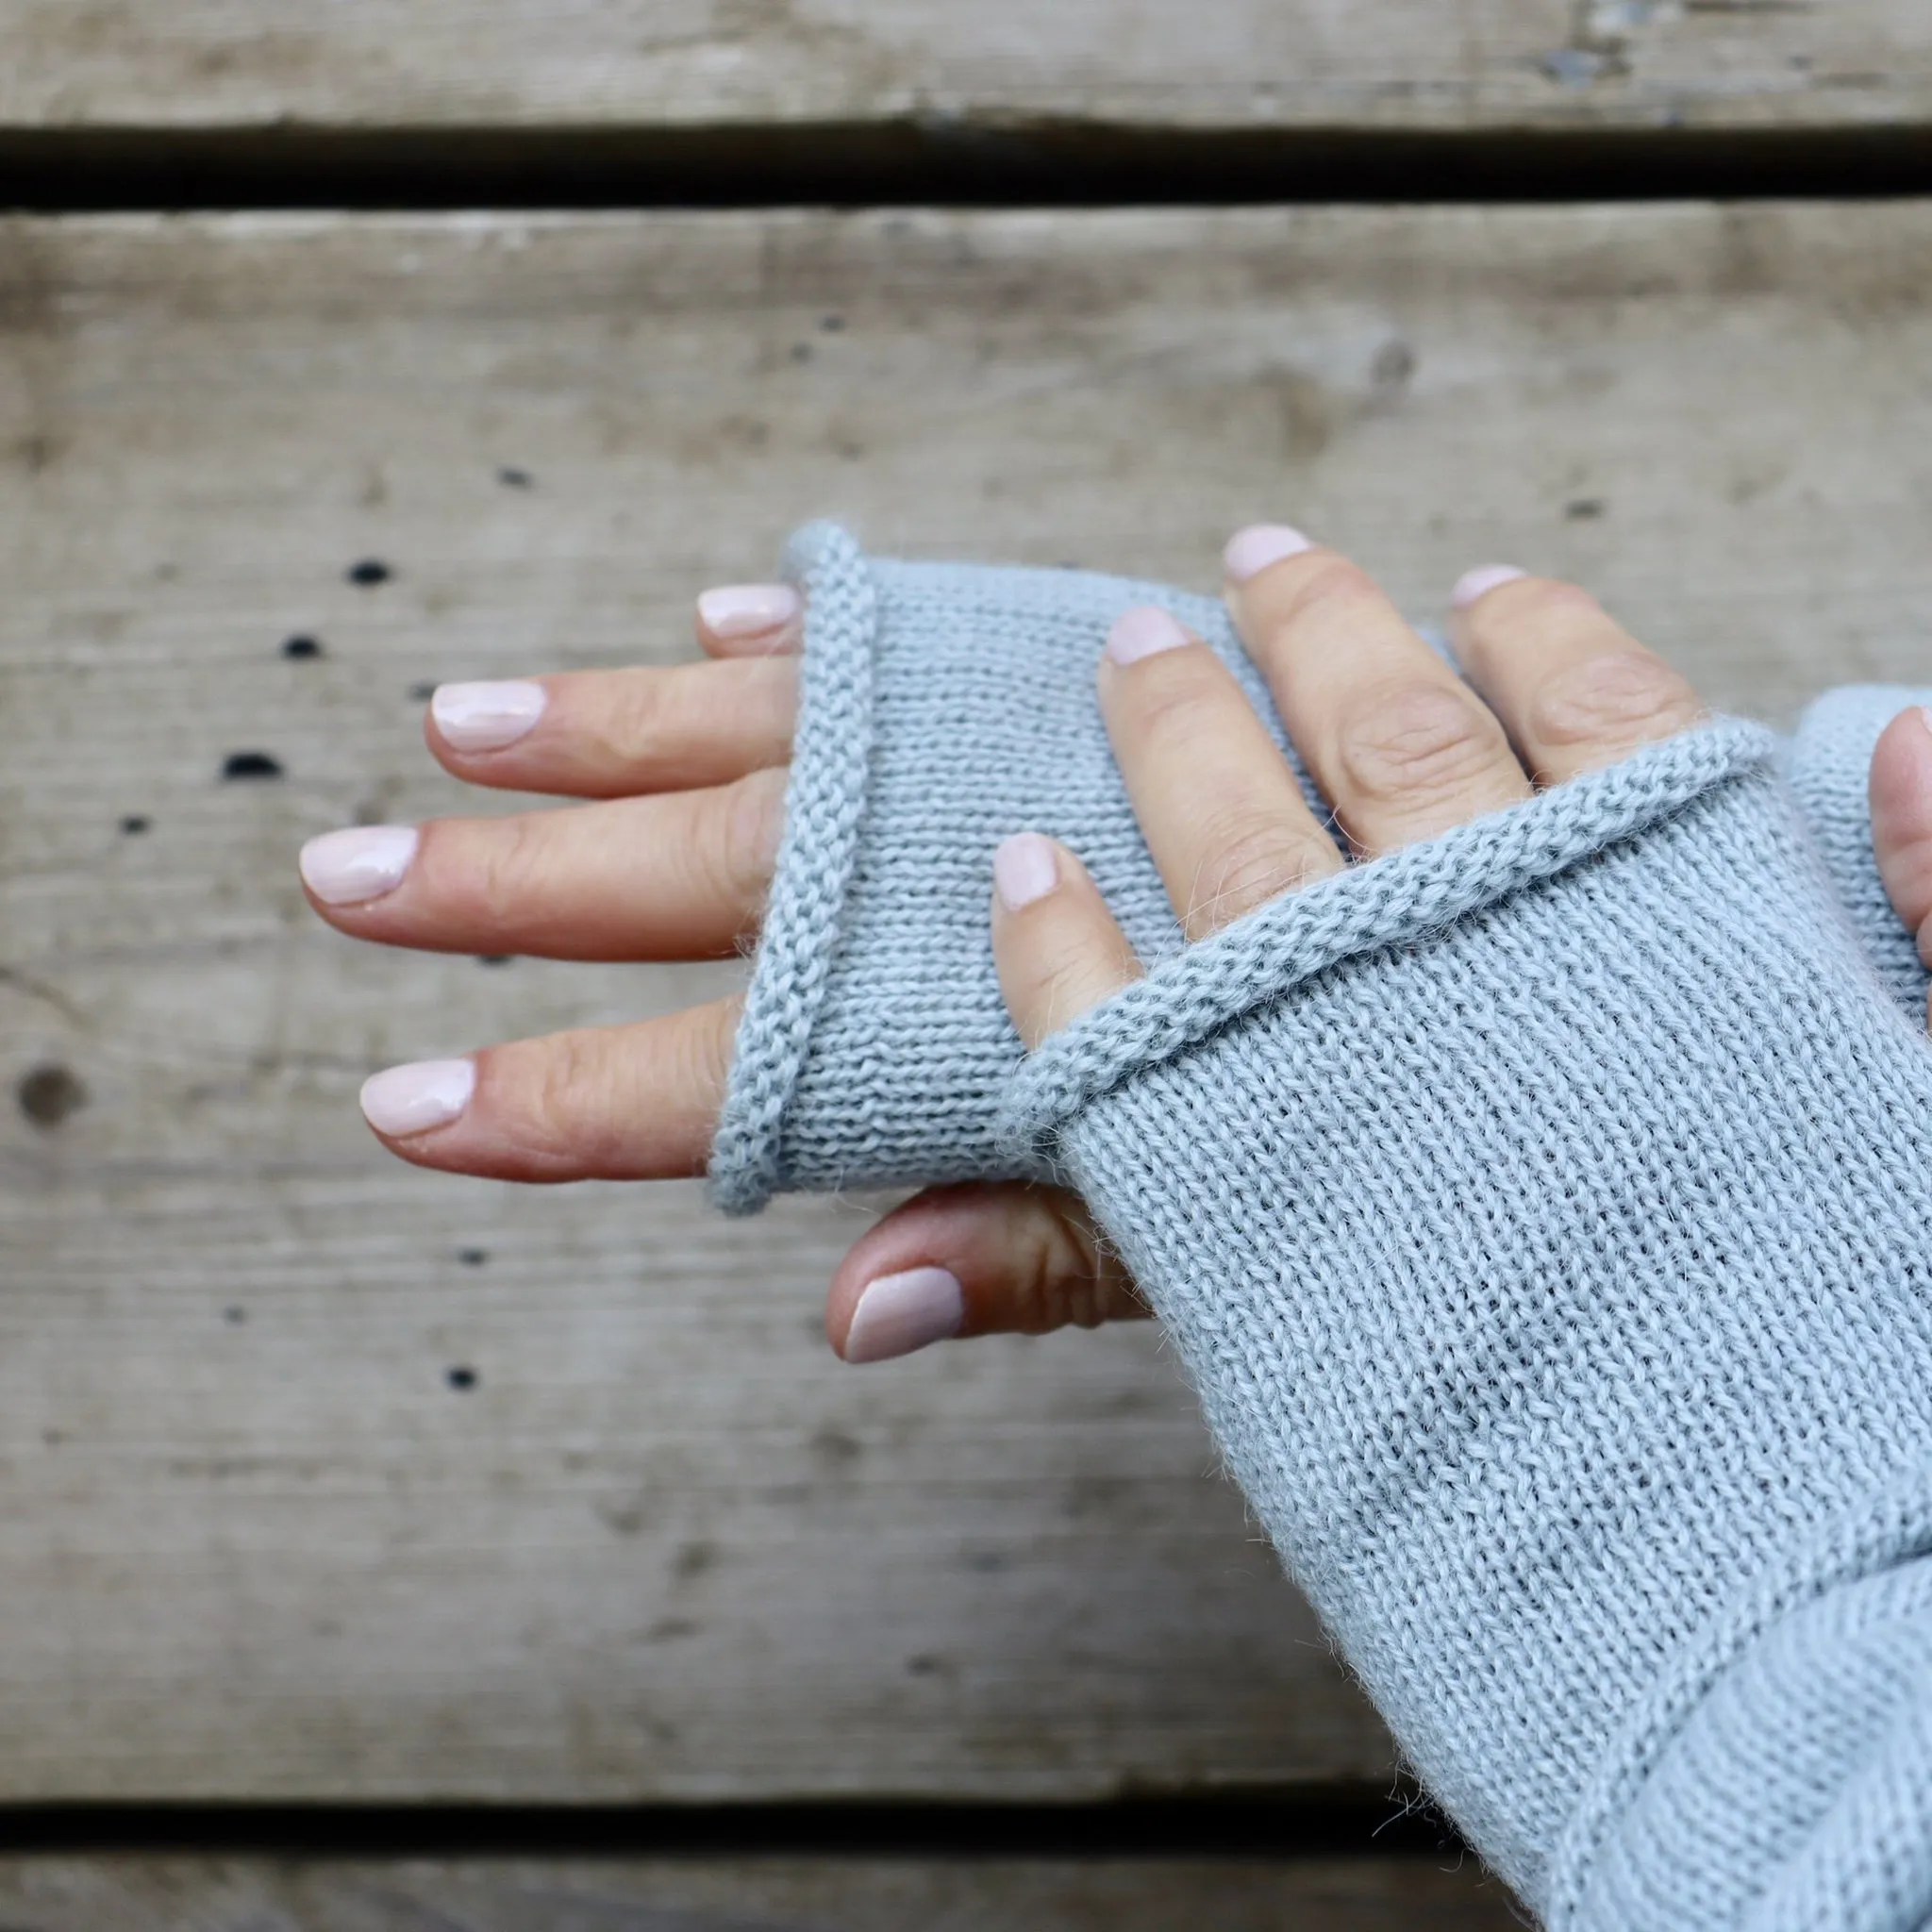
[1223,527,1531,855]
[299,766,785,961]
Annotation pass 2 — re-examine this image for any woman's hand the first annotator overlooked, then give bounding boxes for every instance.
[300,538,1707,1367]
[987,530,1707,1087]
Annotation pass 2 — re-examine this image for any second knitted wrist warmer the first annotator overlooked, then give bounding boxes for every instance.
[999,720,1932,1928]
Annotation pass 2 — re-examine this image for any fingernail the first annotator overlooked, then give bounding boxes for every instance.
[299,824,419,906]
[359,1058,475,1138]
[1451,564,1528,610]
[1105,606,1192,667]
[843,1267,965,1364]
[430,680,547,752]
[696,584,801,640]
[993,832,1059,912]
[1918,706,1932,740]
[1222,524,1316,582]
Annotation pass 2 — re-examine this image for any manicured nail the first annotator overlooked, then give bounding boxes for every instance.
[299,825,419,906]
[1105,606,1191,667]
[993,832,1059,912]
[696,583,801,639]
[843,1267,965,1364]
[359,1058,475,1138]
[430,680,547,753]
[1451,564,1528,610]
[1223,524,1316,582]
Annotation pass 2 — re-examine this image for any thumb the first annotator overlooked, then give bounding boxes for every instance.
[826,1181,1146,1365]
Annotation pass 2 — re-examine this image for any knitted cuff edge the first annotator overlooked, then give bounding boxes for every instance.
[1546,1471,1932,1929]
[997,717,1777,1156]
[707,521,878,1216]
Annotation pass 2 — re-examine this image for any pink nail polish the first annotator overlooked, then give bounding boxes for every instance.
[843,1267,965,1363]
[359,1058,475,1138]
[431,680,547,753]
[696,584,802,640]
[993,833,1059,912]
[299,825,419,906]
[1222,524,1316,583]
[1105,607,1192,667]
[1451,564,1528,610]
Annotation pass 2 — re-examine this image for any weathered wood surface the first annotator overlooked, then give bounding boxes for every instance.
[3,204,1931,1802]
[0,1856,1517,1931]
[3,1,1931,135]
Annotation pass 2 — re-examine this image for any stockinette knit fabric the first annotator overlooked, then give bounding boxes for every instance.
[998,719,1932,1929]
[709,524,1931,1211]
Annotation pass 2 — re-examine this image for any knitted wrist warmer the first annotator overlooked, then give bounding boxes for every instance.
[708,524,1929,1211]
[1000,721,1932,1929]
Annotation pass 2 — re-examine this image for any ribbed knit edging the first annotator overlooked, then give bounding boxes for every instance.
[708,522,878,1216]
[998,717,1775,1155]
[1548,1472,1932,1929]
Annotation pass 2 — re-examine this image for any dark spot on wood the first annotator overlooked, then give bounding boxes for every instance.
[42,1428,63,1448]
[674,1539,717,1580]
[223,1306,247,1325]
[119,814,150,835]
[458,1247,489,1268]
[1566,498,1607,520]
[347,558,392,587]
[281,634,324,659]
[18,1063,86,1128]
[645,1617,699,1642]
[790,341,812,362]
[820,313,846,332]
[809,1425,863,1468]
[1372,338,1417,392]
[408,681,437,702]
[222,751,284,782]
[446,1365,478,1391]
[906,1654,942,1676]
[475,955,512,968]
[1056,560,1083,571]
[963,1550,1008,1574]
[497,466,534,489]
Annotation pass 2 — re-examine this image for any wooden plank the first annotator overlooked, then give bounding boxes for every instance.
[3,203,1932,1802]
[2,1,1931,136]
[0,1856,1518,1930]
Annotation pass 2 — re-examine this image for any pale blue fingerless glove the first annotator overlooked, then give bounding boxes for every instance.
[709,525,1929,1212]
[1000,721,1932,1929]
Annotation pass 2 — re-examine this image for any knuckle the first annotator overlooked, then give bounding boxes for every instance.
[1529,651,1703,751]
[1012,1199,1112,1334]
[1280,555,1381,619]
[597,675,670,766]
[522,1030,606,1159]
[709,769,788,907]
[1120,651,1225,741]
[463,814,546,928]
[1186,814,1328,934]
[1335,680,1505,808]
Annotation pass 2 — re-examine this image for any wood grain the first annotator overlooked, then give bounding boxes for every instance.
[2,205,1930,1802]
[1,1,1930,136]
[0,1856,1517,1931]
